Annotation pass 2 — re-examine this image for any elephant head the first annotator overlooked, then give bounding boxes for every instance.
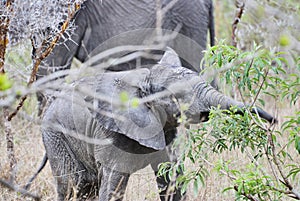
[147,48,277,125]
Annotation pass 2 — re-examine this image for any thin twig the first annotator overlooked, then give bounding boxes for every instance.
[249,68,273,127]
[233,185,259,201]
[0,178,41,201]
[161,0,180,16]
[232,0,245,47]
[250,68,269,108]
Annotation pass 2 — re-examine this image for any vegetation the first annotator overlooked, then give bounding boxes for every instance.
[158,0,300,199]
[159,43,300,200]
[0,0,299,200]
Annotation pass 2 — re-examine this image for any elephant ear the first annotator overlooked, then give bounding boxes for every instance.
[158,47,182,67]
[91,68,167,150]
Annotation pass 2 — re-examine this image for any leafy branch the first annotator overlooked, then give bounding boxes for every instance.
[208,45,300,200]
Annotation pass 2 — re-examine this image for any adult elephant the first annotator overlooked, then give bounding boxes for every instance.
[42,48,276,201]
[36,0,215,115]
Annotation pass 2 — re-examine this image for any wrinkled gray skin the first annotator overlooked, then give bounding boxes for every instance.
[38,0,214,71]
[42,49,276,201]
[37,0,215,115]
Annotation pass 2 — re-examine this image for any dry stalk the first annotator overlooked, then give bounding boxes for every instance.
[232,0,245,47]
[0,0,17,183]
[0,178,41,201]
[0,0,13,73]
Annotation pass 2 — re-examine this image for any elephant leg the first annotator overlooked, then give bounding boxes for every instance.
[43,133,97,200]
[151,149,185,201]
[98,166,130,201]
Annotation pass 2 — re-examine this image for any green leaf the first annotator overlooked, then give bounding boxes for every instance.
[180,182,188,195]
[199,171,206,186]
[222,186,234,193]
[193,178,199,197]
[0,74,12,91]
[119,91,129,103]
[131,97,139,108]
[287,166,300,180]
[295,135,300,154]
[217,53,223,68]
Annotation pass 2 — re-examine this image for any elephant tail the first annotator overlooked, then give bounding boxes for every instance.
[208,1,215,47]
[24,153,48,190]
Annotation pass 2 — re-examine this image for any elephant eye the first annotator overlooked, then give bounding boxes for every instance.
[137,88,148,98]
[150,84,165,93]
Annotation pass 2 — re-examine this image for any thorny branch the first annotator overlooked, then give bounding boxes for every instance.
[7,2,82,121]
[0,1,11,72]
[0,0,82,197]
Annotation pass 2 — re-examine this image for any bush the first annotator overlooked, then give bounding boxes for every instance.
[159,43,300,200]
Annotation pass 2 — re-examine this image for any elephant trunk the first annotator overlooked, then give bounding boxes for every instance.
[191,82,277,124]
[249,107,277,124]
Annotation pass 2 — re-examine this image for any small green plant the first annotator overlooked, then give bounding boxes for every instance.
[160,43,300,200]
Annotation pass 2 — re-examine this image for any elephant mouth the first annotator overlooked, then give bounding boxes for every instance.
[185,111,210,124]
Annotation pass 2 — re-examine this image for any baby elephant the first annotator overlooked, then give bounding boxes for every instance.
[42,49,276,201]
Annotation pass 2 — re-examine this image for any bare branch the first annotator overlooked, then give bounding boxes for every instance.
[0,178,41,201]
[232,0,245,47]
[0,0,17,183]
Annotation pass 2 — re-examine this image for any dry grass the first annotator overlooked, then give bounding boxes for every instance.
[0,96,299,201]
[0,99,56,201]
